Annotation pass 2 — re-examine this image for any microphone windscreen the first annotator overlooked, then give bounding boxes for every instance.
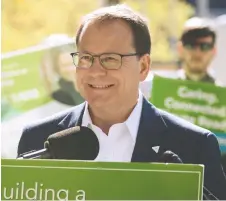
[159,150,183,163]
[47,126,99,160]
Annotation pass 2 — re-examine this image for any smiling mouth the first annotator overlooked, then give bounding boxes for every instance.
[88,84,114,89]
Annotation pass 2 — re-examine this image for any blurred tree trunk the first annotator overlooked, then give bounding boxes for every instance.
[108,0,120,4]
[101,0,120,6]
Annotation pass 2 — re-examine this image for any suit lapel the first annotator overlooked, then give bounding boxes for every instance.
[131,98,168,162]
[58,103,86,129]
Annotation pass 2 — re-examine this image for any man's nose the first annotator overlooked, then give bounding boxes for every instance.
[192,46,204,55]
[89,57,107,77]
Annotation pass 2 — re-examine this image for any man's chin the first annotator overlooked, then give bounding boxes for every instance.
[87,98,111,108]
[190,69,205,74]
[188,65,206,74]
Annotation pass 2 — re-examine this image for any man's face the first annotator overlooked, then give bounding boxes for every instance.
[74,20,150,109]
[58,52,75,82]
[179,36,216,74]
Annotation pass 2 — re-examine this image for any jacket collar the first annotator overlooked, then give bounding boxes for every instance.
[58,97,168,162]
[131,97,168,162]
[58,103,85,128]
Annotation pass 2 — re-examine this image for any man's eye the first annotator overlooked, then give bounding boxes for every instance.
[103,57,117,62]
[81,56,92,61]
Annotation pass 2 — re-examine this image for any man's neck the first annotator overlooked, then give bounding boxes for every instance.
[88,100,138,134]
[183,67,207,82]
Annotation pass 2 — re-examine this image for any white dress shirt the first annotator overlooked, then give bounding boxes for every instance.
[81,91,143,162]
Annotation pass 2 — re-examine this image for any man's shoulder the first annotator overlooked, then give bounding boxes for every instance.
[156,107,211,137]
[24,103,85,131]
[18,103,85,156]
[142,98,211,139]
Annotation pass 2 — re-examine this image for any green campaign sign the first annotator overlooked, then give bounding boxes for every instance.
[1,41,85,159]
[1,49,50,121]
[1,43,84,122]
[150,75,226,152]
[2,159,204,200]
[1,43,85,159]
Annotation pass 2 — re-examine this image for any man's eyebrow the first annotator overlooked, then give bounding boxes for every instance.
[79,50,121,55]
[79,50,94,54]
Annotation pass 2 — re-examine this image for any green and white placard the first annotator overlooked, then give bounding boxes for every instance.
[150,75,226,153]
[2,159,204,200]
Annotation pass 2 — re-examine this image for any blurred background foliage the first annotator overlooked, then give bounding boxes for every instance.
[2,0,194,62]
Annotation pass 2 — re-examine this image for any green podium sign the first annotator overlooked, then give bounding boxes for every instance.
[2,159,204,200]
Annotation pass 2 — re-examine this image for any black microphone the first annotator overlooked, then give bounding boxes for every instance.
[159,150,219,200]
[17,126,99,160]
[158,150,183,163]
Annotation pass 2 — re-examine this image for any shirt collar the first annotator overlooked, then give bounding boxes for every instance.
[177,69,187,80]
[81,91,143,142]
[125,90,143,141]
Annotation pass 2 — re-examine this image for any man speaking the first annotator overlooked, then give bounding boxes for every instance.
[17,4,226,200]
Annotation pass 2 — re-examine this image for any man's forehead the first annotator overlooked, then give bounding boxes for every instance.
[195,36,213,43]
[183,35,214,45]
[77,20,134,51]
[80,19,132,37]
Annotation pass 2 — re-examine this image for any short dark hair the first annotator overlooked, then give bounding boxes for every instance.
[181,27,216,45]
[76,4,151,55]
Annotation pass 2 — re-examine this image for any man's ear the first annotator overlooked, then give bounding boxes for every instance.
[139,54,151,81]
[177,41,184,58]
[212,46,217,56]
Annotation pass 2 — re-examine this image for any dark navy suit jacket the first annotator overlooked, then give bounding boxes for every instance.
[18,97,226,199]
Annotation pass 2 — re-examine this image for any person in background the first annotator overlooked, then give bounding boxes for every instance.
[41,43,84,106]
[177,17,223,86]
[18,5,226,199]
[50,45,84,105]
[178,17,226,175]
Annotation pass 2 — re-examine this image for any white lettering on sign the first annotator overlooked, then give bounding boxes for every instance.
[164,97,226,118]
[177,86,218,105]
[10,89,40,102]
[3,181,86,201]
[2,68,28,79]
